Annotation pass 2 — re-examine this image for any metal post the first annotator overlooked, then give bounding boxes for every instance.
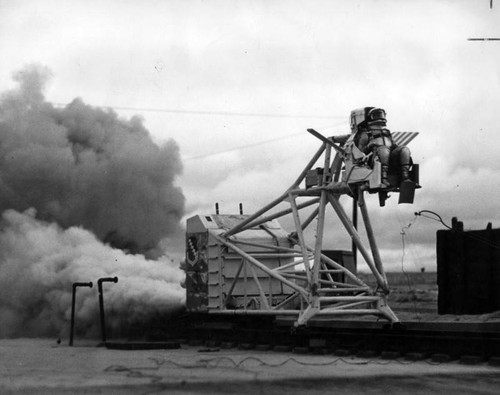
[98,277,118,343]
[352,195,358,269]
[69,282,93,346]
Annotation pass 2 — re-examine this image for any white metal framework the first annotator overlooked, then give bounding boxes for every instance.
[186,129,419,326]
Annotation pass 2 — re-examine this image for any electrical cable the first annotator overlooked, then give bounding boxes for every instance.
[145,353,446,371]
[183,120,347,161]
[183,132,304,161]
[395,210,422,272]
[50,102,346,120]
[415,209,500,250]
[414,210,451,229]
[52,101,351,162]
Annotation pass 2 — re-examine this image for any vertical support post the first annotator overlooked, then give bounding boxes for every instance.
[358,190,388,284]
[243,260,248,310]
[69,281,93,346]
[352,195,358,269]
[215,202,219,215]
[330,152,343,183]
[98,277,118,343]
[239,203,243,215]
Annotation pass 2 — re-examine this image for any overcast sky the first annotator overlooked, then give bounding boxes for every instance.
[1,0,499,272]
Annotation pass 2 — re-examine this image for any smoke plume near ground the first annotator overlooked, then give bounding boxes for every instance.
[0,209,185,338]
[0,65,187,338]
[0,64,185,255]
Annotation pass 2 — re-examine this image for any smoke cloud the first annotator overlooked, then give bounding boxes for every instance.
[0,209,185,338]
[0,65,187,338]
[0,64,185,255]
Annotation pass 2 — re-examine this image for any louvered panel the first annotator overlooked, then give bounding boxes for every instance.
[392,131,419,146]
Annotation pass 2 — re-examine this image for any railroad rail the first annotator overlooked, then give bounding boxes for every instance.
[150,313,500,365]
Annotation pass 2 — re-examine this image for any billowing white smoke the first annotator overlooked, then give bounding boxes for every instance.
[0,209,185,338]
[0,65,187,338]
[0,64,185,255]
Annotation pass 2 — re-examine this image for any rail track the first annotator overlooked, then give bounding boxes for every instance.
[138,312,500,366]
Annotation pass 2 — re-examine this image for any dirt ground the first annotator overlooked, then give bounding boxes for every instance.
[1,339,499,395]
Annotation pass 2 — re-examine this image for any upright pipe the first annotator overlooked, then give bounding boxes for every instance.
[69,281,93,346]
[98,277,118,343]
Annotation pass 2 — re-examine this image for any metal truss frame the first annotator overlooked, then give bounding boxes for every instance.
[210,134,399,326]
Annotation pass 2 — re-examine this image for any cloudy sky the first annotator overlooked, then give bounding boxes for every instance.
[1,0,499,272]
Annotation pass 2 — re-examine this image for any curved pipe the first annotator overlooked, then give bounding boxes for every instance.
[98,277,118,343]
[69,282,93,346]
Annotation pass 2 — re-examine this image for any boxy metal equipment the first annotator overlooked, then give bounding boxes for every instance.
[185,214,296,312]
